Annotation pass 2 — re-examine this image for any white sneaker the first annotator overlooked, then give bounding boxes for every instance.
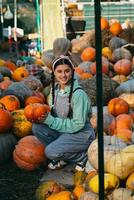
[48,160,67,170]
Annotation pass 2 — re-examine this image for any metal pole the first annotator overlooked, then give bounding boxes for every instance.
[94,0,105,200]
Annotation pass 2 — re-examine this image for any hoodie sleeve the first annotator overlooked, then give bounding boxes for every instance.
[44,90,92,133]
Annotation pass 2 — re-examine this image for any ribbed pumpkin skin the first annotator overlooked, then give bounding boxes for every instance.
[0,95,20,112]
[24,103,50,122]
[13,136,46,171]
[0,133,17,164]
[12,67,29,81]
[12,109,32,137]
[0,104,13,133]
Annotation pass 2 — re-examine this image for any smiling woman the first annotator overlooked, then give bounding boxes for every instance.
[32,55,95,172]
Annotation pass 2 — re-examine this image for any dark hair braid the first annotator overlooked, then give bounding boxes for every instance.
[67,70,74,118]
[51,72,55,116]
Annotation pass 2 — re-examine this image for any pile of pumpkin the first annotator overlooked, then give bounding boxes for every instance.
[0,16,134,200]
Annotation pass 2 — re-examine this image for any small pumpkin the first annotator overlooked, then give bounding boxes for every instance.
[46,191,73,200]
[81,47,96,62]
[109,21,123,36]
[113,59,132,76]
[12,67,29,81]
[114,128,132,143]
[101,17,109,30]
[112,75,127,84]
[108,97,129,116]
[24,103,50,122]
[35,180,65,200]
[12,109,32,137]
[119,93,134,110]
[102,47,112,61]
[0,103,13,133]
[0,95,20,112]
[13,135,46,171]
[4,60,17,71]
[0,79,13,90]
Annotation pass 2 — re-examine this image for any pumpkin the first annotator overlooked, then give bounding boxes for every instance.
[119,93,134,110]
[107,188,133,200]
[35,180,65,200]
[112,75,127,84]
[0,95,20,112]
[0,79,13,90]
[13,135,46,171]
[0,133,17,164]
[113,59,132,76]
[79,191,98,200]
[24,103,50,122]
[81,47,96,62]
[80,72,93,80]
[106,145,134,179]
[87,136,127,171]
[25,96,45,106]
[0,103,13,133]
[89,57,109,75]
[41,49,55,69]
[0,66,12,78]
[88,173,119,194]
[114,128,132,143]
[115,79,134,96]
[73,185,85,200]
[109,21,123,36]
[108,114,133,135]
[126,171,134,190]
[12,67,29,81]
[73,171,87,186]
[53,37,72,58]
[46,191,73,200]
[102,47,112,61]
[109,37,127,51]
[4,60,17,71]
[12,109,32,137]
[22,75,43,91]
[100,17,109,30]
[112,47,132,62]
[0,59,6,66]
[107,97,129,116]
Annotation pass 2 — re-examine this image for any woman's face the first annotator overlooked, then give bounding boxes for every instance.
[54,64,73,89]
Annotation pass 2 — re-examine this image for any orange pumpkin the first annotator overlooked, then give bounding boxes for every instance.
[108,114,133,135]
[113,59,132,76]
[114,128,132,143]
[25,96,45,106]
[24,103,50,122]
[0,95,20,112]
[13,135,46,171]
[109,21,123,36]
[4,60,17,71]
[0,103,13,133]
[46,191,73,200]
[108,97,129,116]
[80,72,93,80]
[101,17,109,30]
[12,67,29,81]
[81,47,96,62]
[74,67,84,75]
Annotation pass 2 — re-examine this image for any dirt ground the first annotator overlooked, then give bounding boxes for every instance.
[0,160,45,200]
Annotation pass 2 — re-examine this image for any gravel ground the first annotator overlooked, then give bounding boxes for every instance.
[0,161,45,200]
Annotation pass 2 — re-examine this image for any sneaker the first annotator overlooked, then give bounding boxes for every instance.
[75,162,85,171]
[48,160,67,170]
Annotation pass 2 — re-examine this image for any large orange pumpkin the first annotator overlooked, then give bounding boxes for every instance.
[0,103,13,133]
[13,135,46,171]
[0,95,20,112]
[24,103,50,122]
[109,21,123,36]
[114,128,132,143]
[81,47,96,62]
[12,67,29,81]
[101,17,109,30]
[108,97,129,116]
[113,59,132,76]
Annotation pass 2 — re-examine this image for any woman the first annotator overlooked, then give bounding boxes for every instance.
[32,55,95,171]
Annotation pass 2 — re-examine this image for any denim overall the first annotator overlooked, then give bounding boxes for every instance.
[32,90,95,163]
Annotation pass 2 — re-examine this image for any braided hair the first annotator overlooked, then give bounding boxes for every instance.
[51,55,75,118]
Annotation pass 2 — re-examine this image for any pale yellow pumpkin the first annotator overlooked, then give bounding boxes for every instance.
[119,93,134,110]
[112,75,127,84]
[107,188,133,200]
[12,109,32,137]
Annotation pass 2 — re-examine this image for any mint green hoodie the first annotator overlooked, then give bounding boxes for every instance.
[44,79,92,133]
